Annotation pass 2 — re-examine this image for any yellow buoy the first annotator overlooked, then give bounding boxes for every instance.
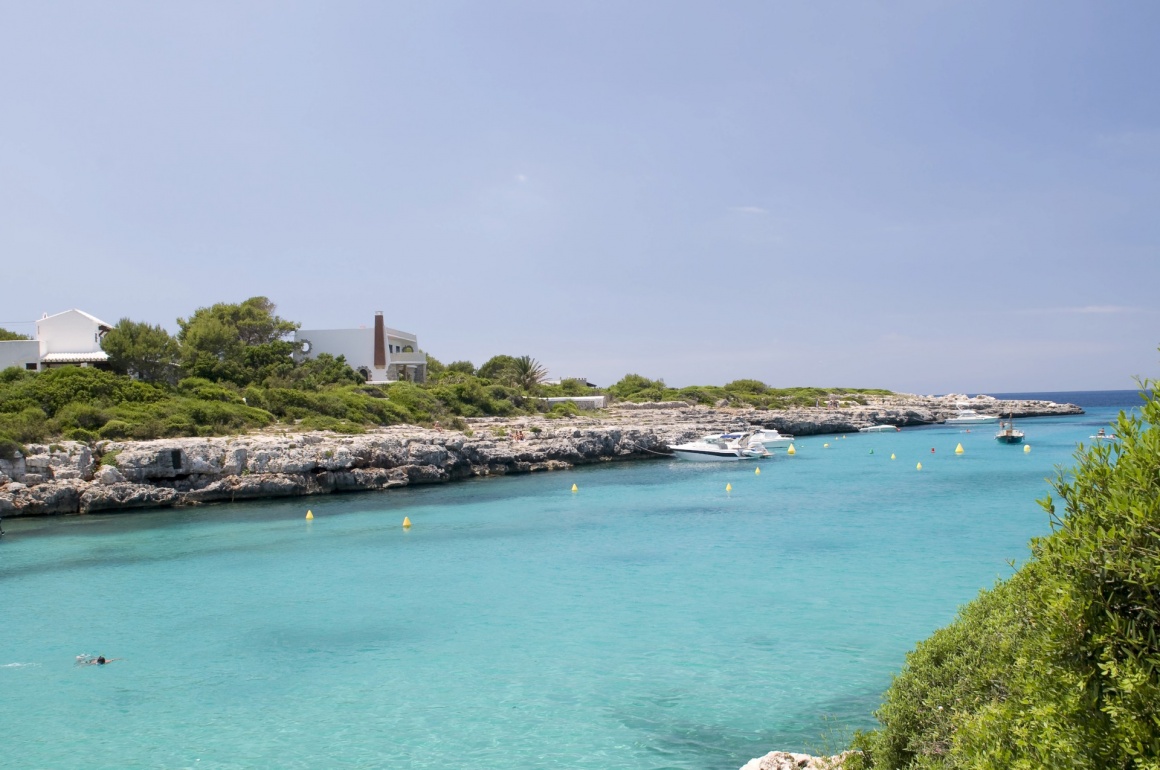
[726,483,732,492]
[305,510,313,520]
[755,467,761,475]
[571,483,578,493]
[890,453,896,460]
[823,443,830,448]
[402,516,411,528]
[955,443,964,455]
[1024,444,1031,453]
[787,444,796,455]
[916,462,923,470]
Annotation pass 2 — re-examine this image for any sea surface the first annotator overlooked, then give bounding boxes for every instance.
[0,392,1143,770]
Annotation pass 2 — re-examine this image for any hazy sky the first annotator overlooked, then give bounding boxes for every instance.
[2,2,1157,393]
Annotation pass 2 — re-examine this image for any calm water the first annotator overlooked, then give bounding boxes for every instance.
[0,396,1139,770]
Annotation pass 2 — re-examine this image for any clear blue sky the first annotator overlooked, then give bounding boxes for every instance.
[2,2,1157,393]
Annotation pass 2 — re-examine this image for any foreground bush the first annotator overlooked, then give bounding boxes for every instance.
[850,382,1160,769]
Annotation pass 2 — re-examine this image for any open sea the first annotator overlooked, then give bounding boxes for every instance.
[0,391,1145,770]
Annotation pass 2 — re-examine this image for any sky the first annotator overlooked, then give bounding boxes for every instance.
[1,1,1157,393]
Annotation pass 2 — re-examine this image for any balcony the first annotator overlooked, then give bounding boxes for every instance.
[390,351,428,365]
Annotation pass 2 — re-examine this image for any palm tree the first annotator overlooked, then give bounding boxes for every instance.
[511,355,548,392]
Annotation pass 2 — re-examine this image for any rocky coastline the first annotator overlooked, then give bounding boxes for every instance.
[0,394,1082,518]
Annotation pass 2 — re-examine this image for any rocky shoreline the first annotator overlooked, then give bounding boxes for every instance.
[0,394,1082,518]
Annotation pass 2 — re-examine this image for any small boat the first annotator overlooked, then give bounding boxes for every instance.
[995,417,1025,444]
[669,433,767,462]
[1090,428,1119,441]
[858,424,898,433]
[945,408,1000,425]
[749,427,795,449]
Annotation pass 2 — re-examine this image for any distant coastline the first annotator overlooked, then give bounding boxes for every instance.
[0,393,1086,518]
[981,389,1147,408]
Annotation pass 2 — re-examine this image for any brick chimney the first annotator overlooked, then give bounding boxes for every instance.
[373,312,386,369]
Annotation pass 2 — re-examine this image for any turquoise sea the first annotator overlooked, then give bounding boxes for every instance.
[0,392,1144,770]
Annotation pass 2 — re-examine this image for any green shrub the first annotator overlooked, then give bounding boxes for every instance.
[65,428,98,443]
[53,402,109,431]
[0,437,23,460]
[851,381,1160,769]
[547,402,581,419]
[0,407,50,443]
[724,378,768,394]
[98,420,133,440]
[177,377,243,402]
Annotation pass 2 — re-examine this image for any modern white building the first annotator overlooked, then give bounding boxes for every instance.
[0,309,113,372]
[294,312,427,384]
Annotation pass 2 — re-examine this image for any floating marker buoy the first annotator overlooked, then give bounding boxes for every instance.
[890,453,896,460]
[571,483,578,493]
[1024,445,1031,453]
[305,510,313,520]
[787,444,796,455]
[823,443,830,448]
[869,449,874,455]
[755,467,761,475]
[726,483,733,492]
[402,516,411,529]
[917,462,923,470]
[955,443,964,455]
[930,448,936,453]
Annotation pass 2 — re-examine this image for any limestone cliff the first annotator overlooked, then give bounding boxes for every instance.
[0,395,1083,517]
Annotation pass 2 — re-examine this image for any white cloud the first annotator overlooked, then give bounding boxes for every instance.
[515,174,528,183]
[730,205,767,215]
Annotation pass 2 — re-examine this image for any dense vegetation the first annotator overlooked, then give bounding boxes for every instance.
[848,381,1160,769]
[0,296,892,448]
[603,374,891,409]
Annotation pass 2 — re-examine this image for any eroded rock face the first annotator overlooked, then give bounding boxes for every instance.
[0,393,1083,518]
[739,751,851,770]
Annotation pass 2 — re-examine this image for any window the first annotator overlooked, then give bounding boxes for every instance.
[25,363,37,371]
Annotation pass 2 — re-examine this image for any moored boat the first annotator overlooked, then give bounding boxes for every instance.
[1090,428,1119,441]
[669,433,767,462]
[749,427,795,449]
[858,424,898,433]
[945,408,1000,425]
[995,418,1025,444]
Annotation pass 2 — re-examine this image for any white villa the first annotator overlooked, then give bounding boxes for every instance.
[0,309,113,372]
[295,312,427,384]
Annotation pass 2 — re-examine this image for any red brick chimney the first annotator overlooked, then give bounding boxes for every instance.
[373,312,386,369]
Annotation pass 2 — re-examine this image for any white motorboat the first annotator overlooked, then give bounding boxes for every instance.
[1090,428,1119,441]
[749,427,795,449]
[944,408,1000,425]
[858,424,898,433]
[669,433,767,462]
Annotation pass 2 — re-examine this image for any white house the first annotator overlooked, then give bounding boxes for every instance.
[0,309,113,372]
[295,312,427,384]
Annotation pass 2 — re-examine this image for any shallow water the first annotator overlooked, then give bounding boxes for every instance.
[0,400,1134,769]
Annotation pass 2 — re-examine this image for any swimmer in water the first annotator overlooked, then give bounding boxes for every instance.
[78,655,119,665]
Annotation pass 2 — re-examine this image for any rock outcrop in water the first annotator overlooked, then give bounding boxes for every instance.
[0,395,1083,517]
